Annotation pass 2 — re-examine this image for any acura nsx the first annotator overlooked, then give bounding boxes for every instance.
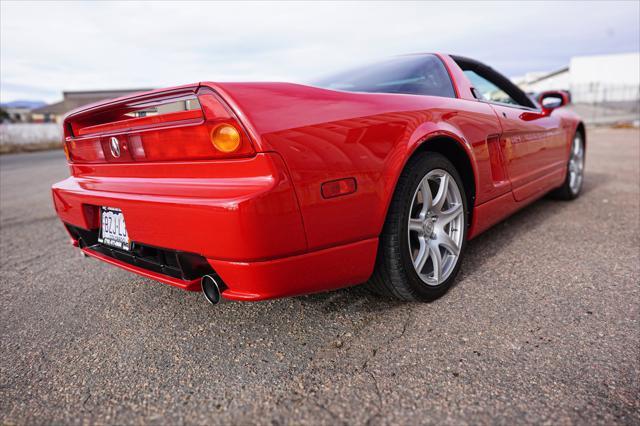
[52,53,585,303]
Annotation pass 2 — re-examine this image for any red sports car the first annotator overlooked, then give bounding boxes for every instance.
[52,53,585,304]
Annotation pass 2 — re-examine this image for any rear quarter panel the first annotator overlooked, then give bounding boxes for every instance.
[206,82,504,250]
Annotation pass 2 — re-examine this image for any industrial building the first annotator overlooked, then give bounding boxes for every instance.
[30,89,152,123]
[513,52,640,104]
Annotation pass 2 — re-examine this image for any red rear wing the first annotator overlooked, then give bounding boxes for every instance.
[63,86,255,163]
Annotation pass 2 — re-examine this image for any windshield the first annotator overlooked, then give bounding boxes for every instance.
[313,54,456,98]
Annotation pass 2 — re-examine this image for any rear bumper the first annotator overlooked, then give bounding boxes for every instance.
[73,238,377,300]
[52,153,377,300]
[209,238,377,300]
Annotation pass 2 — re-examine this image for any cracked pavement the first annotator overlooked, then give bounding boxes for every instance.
[1,128,639,424]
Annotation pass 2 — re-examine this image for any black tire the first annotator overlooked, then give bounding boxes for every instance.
[368,152,468,301]
[550,130,585,200]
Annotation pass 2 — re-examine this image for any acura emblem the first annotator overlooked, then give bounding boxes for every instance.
[109,137,121,158]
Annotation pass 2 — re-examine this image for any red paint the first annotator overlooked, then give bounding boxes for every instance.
[489,103,567,200]
[209,238,378,301]
[52,54,584,301]
[53,153,307,261]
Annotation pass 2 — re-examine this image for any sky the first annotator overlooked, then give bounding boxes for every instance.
[1,0,639,103]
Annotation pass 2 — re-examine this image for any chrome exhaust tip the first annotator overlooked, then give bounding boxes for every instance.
[201,274,223,305]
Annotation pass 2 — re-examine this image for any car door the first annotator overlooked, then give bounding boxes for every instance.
[463,69,566,201]
[490,103,566,201]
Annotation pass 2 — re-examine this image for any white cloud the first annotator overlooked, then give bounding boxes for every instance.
[1,0,638,102]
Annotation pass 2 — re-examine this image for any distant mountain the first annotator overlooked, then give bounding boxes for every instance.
[0,100,47,109]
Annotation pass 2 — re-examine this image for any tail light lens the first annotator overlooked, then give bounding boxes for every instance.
[210,124,241,153]
[64,87,254,163]
[62,141,71,161]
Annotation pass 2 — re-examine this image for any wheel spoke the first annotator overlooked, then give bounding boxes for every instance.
[409,218,423,233]
[432,174,449,212]
[576,151,585,171]
[439,204,463,226]
[419,179,433,216]
[438,232,460,256]
[413,236,429,273]
[429,240,442,282]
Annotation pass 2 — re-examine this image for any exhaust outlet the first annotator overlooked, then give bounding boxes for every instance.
[201,274,224,305]
[77,238,88,257]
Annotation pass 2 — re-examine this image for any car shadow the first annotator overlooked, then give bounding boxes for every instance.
[455,170,606,283]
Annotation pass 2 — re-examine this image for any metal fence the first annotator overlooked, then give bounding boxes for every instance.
[568,83,640,125]
[0,123,62,147]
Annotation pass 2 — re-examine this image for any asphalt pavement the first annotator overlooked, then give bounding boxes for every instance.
[1,128,638,425]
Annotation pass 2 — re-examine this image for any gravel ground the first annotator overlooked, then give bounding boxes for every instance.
[1,128,638,425]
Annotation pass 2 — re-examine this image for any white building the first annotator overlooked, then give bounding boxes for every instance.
[513,67,569,93]
[515,52,640,103]
[31,89,152,123]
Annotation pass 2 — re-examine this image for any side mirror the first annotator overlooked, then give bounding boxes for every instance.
[538,90,569,113]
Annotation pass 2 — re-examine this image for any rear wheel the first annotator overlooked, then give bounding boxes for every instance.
[369,153,468,301]
[551,131,585,200]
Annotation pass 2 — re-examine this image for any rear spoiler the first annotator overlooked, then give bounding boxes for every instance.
[64,84,201,138]
[63,84,256,163]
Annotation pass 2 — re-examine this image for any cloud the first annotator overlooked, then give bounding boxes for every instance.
[1,0,638,102]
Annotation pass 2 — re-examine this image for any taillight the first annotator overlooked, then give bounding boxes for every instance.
[64,87,255,163]
[62,142,71,161]
[210,124,241,153]
[197,88,254,158]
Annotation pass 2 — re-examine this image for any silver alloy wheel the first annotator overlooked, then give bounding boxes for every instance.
[568,133,585,194]
[408,169,464,286]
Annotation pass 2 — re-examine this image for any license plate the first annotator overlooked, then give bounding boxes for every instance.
[98,207,130,251]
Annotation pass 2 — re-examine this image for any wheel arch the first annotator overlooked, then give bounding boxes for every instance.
[576,121,586,147]
[570,121,586,164]
[380,132,478,236]
[411,136,477,223]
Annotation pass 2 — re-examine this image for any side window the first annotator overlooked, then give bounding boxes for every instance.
[416,55,457,98]
[463,70,518,105]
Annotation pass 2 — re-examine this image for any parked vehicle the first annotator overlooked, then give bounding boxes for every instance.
[52,53,585,303]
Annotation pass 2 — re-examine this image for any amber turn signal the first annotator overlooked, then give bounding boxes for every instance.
[63,142,71,161]
[211,124,241,153]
